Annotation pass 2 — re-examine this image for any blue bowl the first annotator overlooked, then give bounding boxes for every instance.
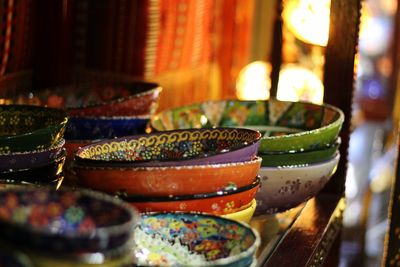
[134,212,260,267]
[64,116,149,140]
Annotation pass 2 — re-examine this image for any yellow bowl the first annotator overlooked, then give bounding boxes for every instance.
[222,198,257,224]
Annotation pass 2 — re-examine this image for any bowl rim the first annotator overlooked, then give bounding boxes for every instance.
[136,211,261,266]
[118,176,260,202]
[0,139,65,157]
[0,187,139,240]
[259,152,340,170]
[74,127,262,166]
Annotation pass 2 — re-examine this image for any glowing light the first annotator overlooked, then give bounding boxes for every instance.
[283,0,330,47]
[277,65,324,104]
[236,61,271,100]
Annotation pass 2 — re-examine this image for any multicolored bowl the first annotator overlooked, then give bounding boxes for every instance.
[134,212,260,267]
[74,157,261,196]
[0,139,65,172]
[258,137,340,167]
[64,116,149,140]
[222,198,257,224]
[11,81,162,117]
[0,105,68,153]
[75,128,261,167]
[121,177,260,215]
[151,99,344,153]
[255,153,340,214]
[0,188,139,254]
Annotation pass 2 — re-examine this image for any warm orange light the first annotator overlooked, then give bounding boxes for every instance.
[236,61,271,100]
[283,0,330,47]
[277,65,324,104]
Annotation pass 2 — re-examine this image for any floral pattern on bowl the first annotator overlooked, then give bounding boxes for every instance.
[134,212,260,267]
[75,128,261,167]
[0,188,139,253]
[151,99,344,153]
[0,105,68,153]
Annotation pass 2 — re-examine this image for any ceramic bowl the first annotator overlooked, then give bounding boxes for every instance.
[11,81,162,117]
[222,199,257,224]
[74,157,261,196]
[151,99,344,153]
[255,153,340,214]
[75,128,262,167]
[134,212,260,267]
[0,139,65,172]
[0,105,68,153]
[0,149,66,185]
[64,116,149,140]
[0,188,139,253]
[258,137,340,167]
[121,177,260,215]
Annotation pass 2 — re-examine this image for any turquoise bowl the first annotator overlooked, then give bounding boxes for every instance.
[134,212,260,267]
[0,105,68,153]
[151,99,344,153]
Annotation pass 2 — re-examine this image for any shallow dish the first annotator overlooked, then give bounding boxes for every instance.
[134,212,260,266]
[259,137,340,167]
[255,153,340,214]
[0,105,68,153]
[151,99,344,153]
[222,198,257,224]
[0,139,65,172]
[0,188,139,253]
[75,128,261,167]
[121,177,260,215]
[11,81,162,117]
[74,157,261,197]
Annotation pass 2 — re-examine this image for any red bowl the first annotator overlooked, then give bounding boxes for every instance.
[123,177,260,215]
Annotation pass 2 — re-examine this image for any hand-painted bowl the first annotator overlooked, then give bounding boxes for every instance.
[258,137,340,167]
[74,157,261,196]
[0,105,68,153]
[134,212,260,267]
[0,188,139,253]
[75,128,262,167]
[64,116,149,140]
[0,149,66,185]
[255,153,340,214]
[151,99,344,153]
[222,198,257,224]
[0,139,65,172]
[11,81,162,117]
[120,177,260,215]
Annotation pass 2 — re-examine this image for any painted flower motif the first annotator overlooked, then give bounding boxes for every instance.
[47,202,63,218]
[206,248,221,260]
[78,217,96,233]
[223,201,235,212]
[0,146,10,154]
[0,116,6,125]
[64,206,84,224]
[5,193,18,209]
[9,115,20,125]
[179,202,187,210]
[0,206,11,220]
[12,207,30,223]
[29,208,49,227]
[24,117,34,126]
[60,192,77,207]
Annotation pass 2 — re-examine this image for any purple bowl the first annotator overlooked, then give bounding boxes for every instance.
[74,128,262,167]
[0,140,65,172]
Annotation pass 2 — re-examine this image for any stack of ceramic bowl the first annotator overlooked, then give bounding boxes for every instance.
[151,99,344,213]
[0,187,139,266]
[73,128,262,223]
[134,212,260,266]
[0,105,68,188]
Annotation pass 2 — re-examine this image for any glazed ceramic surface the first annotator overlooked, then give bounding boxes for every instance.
[259,137,340,167]
[0,139,65,172]
[75,128,261,167]
[0,188,139,253]
[255,153,340,214]
[74,157,261,196]
[222,198,257,224]
[151,99,344,153]
[0,105,68,153]
[64,116,149,140]
[0,149,66,185]
[121,177,260,215]
[11,81,162,117]
[134,212,260,267]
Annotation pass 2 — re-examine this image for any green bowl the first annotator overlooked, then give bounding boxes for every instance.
[258,138,340,167]
[0,105,68,153]
[151,99,344,153]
